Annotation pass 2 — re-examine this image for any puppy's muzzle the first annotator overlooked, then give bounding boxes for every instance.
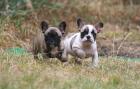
[85,36,92,43]
[86,35,91,40]
[50,44,55,48]
[50,47,59,57]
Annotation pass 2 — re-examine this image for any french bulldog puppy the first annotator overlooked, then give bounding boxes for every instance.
[62,18,103,67]
[32,20,66,62]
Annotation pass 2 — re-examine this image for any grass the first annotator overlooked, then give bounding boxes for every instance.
[0,52,140,89]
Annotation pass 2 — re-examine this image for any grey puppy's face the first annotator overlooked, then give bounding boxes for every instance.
[77,18,103,43]
[41,21,66,58]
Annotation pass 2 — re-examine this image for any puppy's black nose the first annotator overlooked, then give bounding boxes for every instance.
[62,32,65,35]
[86,36,90,39]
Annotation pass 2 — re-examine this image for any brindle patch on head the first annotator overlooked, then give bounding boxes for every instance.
[81,27,89,38]
[91,29,97,40]
[80,27,89,39]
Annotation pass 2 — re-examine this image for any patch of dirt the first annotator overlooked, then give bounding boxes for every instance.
[98,40,140,58]
[97,24,140,58]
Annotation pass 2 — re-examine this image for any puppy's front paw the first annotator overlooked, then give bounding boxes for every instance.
[62,61,69,66]
[89,64,99,69]
[75,58,82,65]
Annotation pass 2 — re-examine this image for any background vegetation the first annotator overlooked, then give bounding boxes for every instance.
[0,0,140,89]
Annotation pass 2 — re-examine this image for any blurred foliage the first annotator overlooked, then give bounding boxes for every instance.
[0,0,64,18]
[0,0,139,24]
[0,0,26,17]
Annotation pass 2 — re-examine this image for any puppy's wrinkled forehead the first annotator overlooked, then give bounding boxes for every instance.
[81,25,97,33]
[44,27,62,37]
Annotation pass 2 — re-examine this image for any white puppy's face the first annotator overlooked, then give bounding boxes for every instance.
[77,18,103,43]
[80,25,97,43]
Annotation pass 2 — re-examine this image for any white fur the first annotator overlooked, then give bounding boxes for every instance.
[62,24,99,67]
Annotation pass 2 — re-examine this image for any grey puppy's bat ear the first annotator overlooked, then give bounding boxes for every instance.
[41,21,48,33]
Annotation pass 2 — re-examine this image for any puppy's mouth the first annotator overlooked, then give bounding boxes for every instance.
[50,44,55,48]
[46,47,59,58]
[84,39,93,43]
[51,47,59,55]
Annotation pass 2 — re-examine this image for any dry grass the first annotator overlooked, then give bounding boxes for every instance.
[0,52,140,89]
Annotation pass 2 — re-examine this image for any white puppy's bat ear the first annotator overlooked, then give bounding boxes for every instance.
[77,18,84,29]
[59,21,66,35]
[41,21,49,33]
[95,22,104,33]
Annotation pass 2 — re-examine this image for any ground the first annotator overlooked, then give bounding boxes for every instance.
[0,52,140,89]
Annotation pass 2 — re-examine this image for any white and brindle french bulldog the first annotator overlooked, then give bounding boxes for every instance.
[32,20,67,62]
[62,18,104,67]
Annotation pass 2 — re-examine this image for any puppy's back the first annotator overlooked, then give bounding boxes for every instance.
[32,31,46,56]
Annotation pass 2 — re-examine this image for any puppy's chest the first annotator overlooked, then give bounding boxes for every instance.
[83,48,94,57]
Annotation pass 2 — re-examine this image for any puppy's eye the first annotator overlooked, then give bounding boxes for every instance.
[91,30,96,35]
[84,28,89,34]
